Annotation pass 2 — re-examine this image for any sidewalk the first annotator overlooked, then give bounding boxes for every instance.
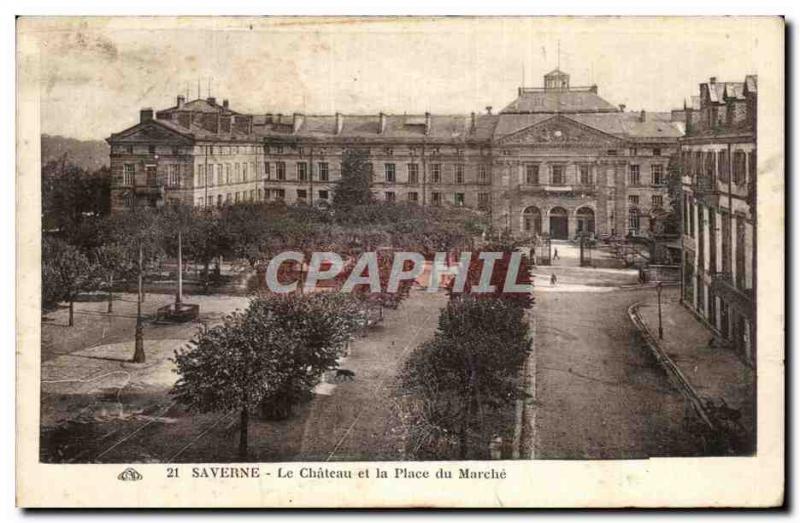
[634,287,755,452]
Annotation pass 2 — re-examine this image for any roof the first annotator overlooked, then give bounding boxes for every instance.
[493,112,683,142]
[157,98,238,116]
[745,75,758,93]
[500,89,619,114]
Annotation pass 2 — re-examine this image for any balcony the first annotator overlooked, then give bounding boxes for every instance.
[710,271,753,317]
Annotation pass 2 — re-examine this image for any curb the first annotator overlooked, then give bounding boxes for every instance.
[627,303,715,429]
[512,307,537,460]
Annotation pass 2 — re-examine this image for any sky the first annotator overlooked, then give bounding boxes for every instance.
[20,16,779,141]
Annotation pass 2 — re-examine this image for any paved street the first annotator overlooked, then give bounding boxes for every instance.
[531,243,708,459]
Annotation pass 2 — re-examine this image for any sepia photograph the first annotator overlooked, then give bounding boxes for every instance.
[15,15,784,507]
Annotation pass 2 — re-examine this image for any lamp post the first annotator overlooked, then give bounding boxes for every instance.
[656,281,664,340]
[133,242,146,363]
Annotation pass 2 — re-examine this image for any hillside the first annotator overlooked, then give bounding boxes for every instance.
[41,134,110,172]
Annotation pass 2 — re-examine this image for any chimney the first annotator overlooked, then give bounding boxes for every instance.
[379,112,387,134]
[709,77,717,84]
[589,85,598,94]
[424,112,432,136]
[485,106,493,115]
[639,110,646,123]
[140,108,154,123]
[619,104,626,112]
[177,95,185,108]
[470,111,477,132]
[335,112,344,135]
[207,97,216,106]
[223,99,229,110]
[293,113,304,134]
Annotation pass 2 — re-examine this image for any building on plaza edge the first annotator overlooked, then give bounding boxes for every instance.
[677,75,757,367]
[107,68,683,240]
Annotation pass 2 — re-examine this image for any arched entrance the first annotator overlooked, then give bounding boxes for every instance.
[576,207,595,235]
[522,206,542,234]
[549,207,568,239]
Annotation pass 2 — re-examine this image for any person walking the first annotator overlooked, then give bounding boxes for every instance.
[550,273,558,286]
[553,248,559,261]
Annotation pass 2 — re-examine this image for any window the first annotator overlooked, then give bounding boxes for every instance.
[551,165,565,185]
[242,162,248,182]
[455,164,464,184]
[276,161,286,181]
[407,192,419,203]
[123,164,134,186]
[579,164,591,185]
[168,164,180,187]
[264,162,271,180]
[525,164,539,185]
[148,145,156,155]
[733,151,747,185]
[628,208,640,231]
[318,190,329,200]
[217,194,223,207]
[653,148,661,156]
[297,189,307,200]
[479,165,489,184]
[652,195,663,208]
[630,147,638,156]
[407,163,419,184]
[207,196,214,207]
[385,191,396,202]
[318,162,329,182]
[217,164,224,186]
[225,164,231,184]
[235,192,241,203]
[431,163,442,183]
[198,165,205,186]
[274,145,283,154]
[651,164,665,186]
[628,195,639,205]
[235,163,241,182]
[275,189,285,200]
[297,162,308,182]
[607,149,618,156]
[477,192,490,210]
[126,145,133,155]
[432,192,442,205]
[718,150,730,182]
[454,193,465,206]
[748,151,756,188]
[629,165,641,186]
[385,163,396,183]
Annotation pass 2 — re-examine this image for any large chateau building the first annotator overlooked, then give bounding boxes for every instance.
[678,75,757,366]
[108,69,683,239]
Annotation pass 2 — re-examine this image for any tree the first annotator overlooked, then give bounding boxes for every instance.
[332,148,373,211]
[450,241,534,310]
[171,311,278,459]
[400,296,531,459]
[171,293,361,458]
[248,293,362,419]
[42,237,99,326]
[93,243,134,313]
[42,158,110,234]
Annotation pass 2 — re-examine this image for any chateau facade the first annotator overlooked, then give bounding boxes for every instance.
[108,69,683,239]
[678,75,757,366]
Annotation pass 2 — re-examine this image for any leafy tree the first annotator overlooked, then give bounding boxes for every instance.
[171,293,361,458]
[248,293,362,419]
[171,311,278,459]
[400,296,531,459]
[93,243,135,313]
[42,237,99,325]
[42,158,109,234]
[332,148,373,211]
[450,241,534,310]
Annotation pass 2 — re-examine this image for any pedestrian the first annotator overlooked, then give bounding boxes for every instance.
[550,273,557,286]
[553,248,559,261]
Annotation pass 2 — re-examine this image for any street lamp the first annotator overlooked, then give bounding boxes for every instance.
[656,281,664,340]
[133,242,146,363]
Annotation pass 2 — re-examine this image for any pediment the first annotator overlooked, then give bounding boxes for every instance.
[111,121,193,145]
[496,115,622,146]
